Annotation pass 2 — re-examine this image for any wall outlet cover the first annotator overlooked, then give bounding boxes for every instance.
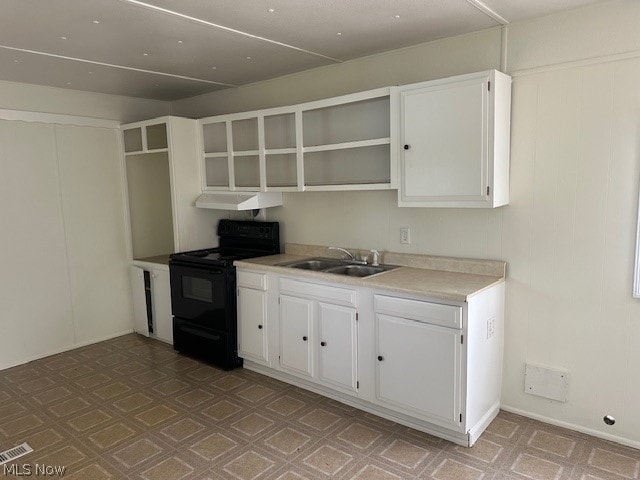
[400,227,411,244]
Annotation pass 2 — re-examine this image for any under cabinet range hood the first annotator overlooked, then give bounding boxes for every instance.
[195,192,283,210]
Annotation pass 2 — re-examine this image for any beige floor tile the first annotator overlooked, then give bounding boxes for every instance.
[428,457,487,480]
[266,395,307,417]
[263,426,312,456]
[302,444,354,476]
[134,404,180,427]
[587,447,640,479]
[112,392,154,413]
[159,417,207,444]
[0,400,28,420]
[336,422,383,451]
[231,412,275,437]
[0,334,636,480]
[297,408,341,432]
[223,450,276,479]
[189,432,239,461]
[510,453,566,480]
[235,384,276,404]
[152,378,191,396]
[139,455,195,480]
[93,381,132,400]
[201,399,244,422]
[377,438,433,470]
[66,408,114,432]
[174,388,215,409]
[88,422,139,451]
[48,396,92,418]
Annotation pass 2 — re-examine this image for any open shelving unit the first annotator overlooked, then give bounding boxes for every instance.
[199,87,395,193]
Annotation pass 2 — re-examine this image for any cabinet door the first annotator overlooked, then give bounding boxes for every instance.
[238,287,268,363]
[280,295,314,378]
[129,266,149,337]
[151,268,173,344]
[318,303,357,392]
[375,314,461,428]
[400,75,488,204]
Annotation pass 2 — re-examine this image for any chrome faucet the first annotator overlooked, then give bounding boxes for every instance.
[328,246,367,265]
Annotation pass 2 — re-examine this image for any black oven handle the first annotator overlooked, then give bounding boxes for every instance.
[181,325,221,341]
[209,270,224,275]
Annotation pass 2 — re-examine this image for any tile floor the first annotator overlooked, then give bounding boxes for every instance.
[0,334,638,479]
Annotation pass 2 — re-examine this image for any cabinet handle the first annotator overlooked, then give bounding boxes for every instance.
[320,341,326,347]
[403,144,410,150]
[377,355,384,361]
[302,336,307,341]
[258,325,263,329]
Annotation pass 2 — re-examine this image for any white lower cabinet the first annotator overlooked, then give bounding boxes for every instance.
[130,264,173,344]
[237,271,269,365]
[375,313,461,429]
[280,295,314,377]
[318,303,358,392]
[236,268,504,446]
[278,278,359,394]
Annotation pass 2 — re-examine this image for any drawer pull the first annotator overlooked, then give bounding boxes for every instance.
[320,341,326,347]
[377,355,384,361]
[258,324,263,329]
[302,336,308,341]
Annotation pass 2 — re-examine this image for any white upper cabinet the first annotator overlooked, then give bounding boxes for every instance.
[199,88,395,193]
[394,70,511,208]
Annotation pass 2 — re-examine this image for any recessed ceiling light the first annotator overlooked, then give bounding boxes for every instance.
[143,52,149,56]
[246,56,252,60]
[155,84,160,87]
[13,59,20,63]
[267,8,275,13]
[66,82,71,85]
[177,40,183,44]
[89,71,93,74]
[92,20,100,24]
[336,32,342,36]
[60,36,67,40]
[211,66,217,70]
[394,14,400,18]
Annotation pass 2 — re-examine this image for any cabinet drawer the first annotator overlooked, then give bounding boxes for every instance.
[374,295,462,329]
[237,270,267,290]
[280,278,356,307]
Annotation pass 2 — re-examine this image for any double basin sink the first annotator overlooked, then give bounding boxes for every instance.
[277,257,398,278]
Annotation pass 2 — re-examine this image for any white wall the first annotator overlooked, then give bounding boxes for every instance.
[0,119,133,369]
[0,80,170,123]
[171,0,640,447]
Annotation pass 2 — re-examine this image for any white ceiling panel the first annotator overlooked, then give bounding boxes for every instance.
[478,0,610,23]
[0,48,222,100]
[140,0,500,60]
[0,0,615,100]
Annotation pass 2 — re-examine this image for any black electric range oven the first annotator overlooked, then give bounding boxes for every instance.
[169,219,280,370]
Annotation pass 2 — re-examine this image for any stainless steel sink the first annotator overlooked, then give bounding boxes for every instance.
[277,257,397,277]
[278,258,342,271]
[323,264,395,277]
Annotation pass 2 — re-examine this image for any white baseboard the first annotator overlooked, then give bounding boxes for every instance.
[501,404,640,450]
[0,329,134,371]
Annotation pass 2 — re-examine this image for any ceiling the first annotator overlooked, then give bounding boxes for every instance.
[0,0,610,101]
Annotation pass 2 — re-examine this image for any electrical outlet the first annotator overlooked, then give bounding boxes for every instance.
[487,317,495,339]
[400,227,411,244]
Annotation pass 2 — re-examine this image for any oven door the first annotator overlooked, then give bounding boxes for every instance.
[169,263,230,332]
